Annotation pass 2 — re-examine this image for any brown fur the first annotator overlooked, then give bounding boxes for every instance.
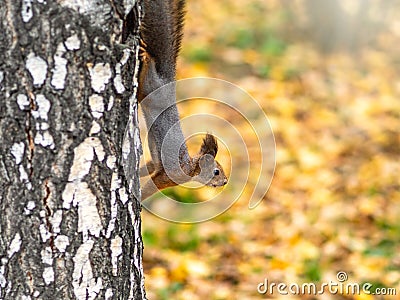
[138,0,227,200]
[141,134,228,199]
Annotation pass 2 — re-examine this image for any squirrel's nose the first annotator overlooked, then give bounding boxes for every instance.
[223,178,228,185]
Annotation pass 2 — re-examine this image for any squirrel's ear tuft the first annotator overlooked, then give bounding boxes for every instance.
[199,133,218,157]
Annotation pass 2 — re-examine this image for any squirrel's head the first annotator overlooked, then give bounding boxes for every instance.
[193,134,228,187]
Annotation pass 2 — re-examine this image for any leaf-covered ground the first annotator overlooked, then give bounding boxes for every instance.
[142,1,400,299]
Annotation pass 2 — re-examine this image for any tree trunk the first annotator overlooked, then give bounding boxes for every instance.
[0,0,145,299]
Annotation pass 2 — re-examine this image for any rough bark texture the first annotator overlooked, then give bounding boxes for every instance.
[0,0,145,299]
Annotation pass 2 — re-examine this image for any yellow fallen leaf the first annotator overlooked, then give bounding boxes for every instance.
[269,257,290,270]
[186,258,211,278]
[354,293,374,300]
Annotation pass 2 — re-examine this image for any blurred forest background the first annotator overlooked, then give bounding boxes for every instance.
[141,0,400,299]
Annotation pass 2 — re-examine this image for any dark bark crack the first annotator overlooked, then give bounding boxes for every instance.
[43,179,55,251]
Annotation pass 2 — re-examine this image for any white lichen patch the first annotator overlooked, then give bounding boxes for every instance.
[88,94,104,119]
[0,266,6,288]
[120,48,131,65]
[26,53,47,86]
[19,165,29,182]
[113,64,125,94]
[106,173,119,238]
[62,181,102,239]
[123,0,136,15]
[88,62,112,93]
[134,127,141,149]
[34,131,55,149]
[11,142,25,165]
[72,240,103,300]
[128,205,140,245]
[24,200,36,215]
[21,0,33,23]
[41,247,53,265]
[31,94,55,149]
[54,235,70,253]
[113,49,130,94]
[105,288,113,300]
[43,267,54,285]
[110,236,122,276]
[118,188,129,205]
[17,94,30,110]
[39,223,51,242]
[27,201,35,210]
[65,34,81,51]
[39,210,46,218]
[58,0,92,15]
[76,184,102,239]
[107,95,114,111]
[7,233,22,259]
[62,182,75,209]
[19,165,32,190]
[122,134,130,161]
[51,210,63,234]
[35,122,50,130]
[89,121,101,135]
[63,137,105,187]
[51,43,68,90]
[121,117,141,197]
[128,205,143,289]
[62,138,105,239]
[106,155,116,170]
[32,94,50,120]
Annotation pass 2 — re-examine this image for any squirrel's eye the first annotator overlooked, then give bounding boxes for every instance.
[213,168,220,176]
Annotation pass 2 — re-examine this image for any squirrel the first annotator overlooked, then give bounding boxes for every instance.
[137,0,227,200]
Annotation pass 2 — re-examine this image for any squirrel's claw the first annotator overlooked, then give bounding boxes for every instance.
[139,38,148,48]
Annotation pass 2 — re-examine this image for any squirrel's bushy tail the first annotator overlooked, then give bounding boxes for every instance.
[141,0,185,80]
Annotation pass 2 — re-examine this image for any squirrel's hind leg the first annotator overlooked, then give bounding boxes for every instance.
[141,169,181,200]
[141,170,169,200]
